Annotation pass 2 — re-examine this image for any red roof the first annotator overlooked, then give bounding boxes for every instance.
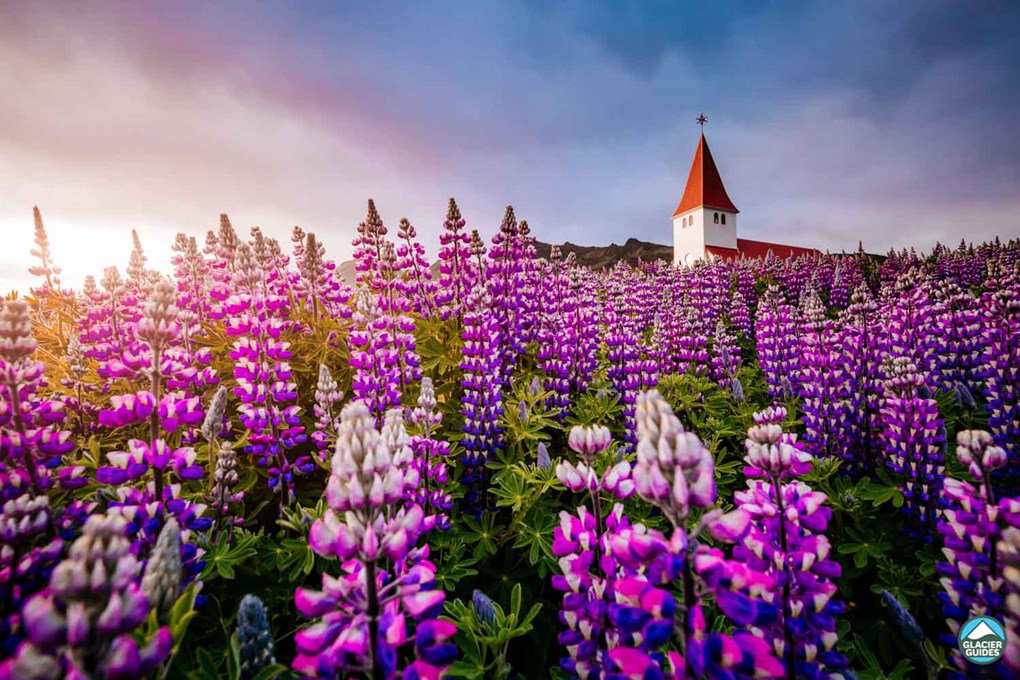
[672,134,738,218]
[706,239,819,261]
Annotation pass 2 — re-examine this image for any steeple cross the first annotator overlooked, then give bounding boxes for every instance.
[696,113,708,129]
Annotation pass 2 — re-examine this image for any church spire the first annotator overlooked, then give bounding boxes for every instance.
[672,132,738,218]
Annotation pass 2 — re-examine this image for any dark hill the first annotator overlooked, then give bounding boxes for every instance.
[335,237,673,284]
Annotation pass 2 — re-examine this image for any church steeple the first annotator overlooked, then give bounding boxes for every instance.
[672,118,739,266]
[672,133,738,218]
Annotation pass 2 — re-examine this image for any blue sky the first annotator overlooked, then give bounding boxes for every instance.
[1,1,1019,290]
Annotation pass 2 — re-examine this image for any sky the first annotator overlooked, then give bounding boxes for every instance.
[2,1,1019,292]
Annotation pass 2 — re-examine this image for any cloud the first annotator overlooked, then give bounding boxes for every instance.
[0,1,1018,293]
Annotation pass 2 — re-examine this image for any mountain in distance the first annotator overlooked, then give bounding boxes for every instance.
[334,237,673,285]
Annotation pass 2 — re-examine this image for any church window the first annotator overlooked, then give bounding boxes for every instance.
[714,212,719,224]
[721,214,726,225]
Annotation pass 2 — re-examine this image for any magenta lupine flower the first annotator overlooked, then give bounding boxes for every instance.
[408,378,452,532]
[735,407,848,679]
[460,293,504,514]
[938,430,1020,675]
[0,514,172,680]
[0,301,77,495]
[225,245,308,504]
[756,285,798,400]
[295,402,455,679]
[879,357,946,537]
[798,289,853,460]
[435,198,475,321]
[1000,526,1020,674]
[551,424,640,678]
[979,270,1020,480]
[615,390,781,679]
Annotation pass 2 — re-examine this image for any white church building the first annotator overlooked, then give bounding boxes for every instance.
[672,130,817,266]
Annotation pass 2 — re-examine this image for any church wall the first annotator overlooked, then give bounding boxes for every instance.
[673,210,705,266]
[701,208,738,250]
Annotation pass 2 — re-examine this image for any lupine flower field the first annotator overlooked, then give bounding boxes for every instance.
[1,200,1019,679]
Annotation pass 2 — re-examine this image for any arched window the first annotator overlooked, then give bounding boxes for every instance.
[683,216,688,227]
[714,212,719,224]
[721,214,726,225]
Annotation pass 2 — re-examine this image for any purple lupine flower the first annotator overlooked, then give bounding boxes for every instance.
[798,288,854,460]
[710,320,742,396]
[27,206,62,294]
[237,594,276,680]
[311,365,344,461]
[840,283,884,473]
[486,206,528,369]
[0,301,77,494]
[295,402,455,679]
[735,408,848,678]
[881,269,936,381]
[604,286,657,451]
[537,248,575,417]
[0,494,63,656]
[459,293,504,515]
[435,198,475,321]
[141,517,183,620]
[756,284,798,400]
[171,232,210,323]
[349,290,403,425]
[880,356,946,537]
[931,279,986,398]
[297,231,352,321]
[396,218,437,318]
[200,385,229,445]
[728,287,752,338]
[536,442,552,471]
[937,430,1019,675]
[0,514,172,680]
[408,377,452,532]
[208,442,243,541]
[979,269,1020,482]
[471,590,497,626]
[564,262,600,396]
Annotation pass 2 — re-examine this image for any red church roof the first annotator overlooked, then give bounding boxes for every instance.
[706,239,819,261]
[672,134,739,218]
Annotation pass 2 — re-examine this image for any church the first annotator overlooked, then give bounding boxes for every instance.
[672,124,818,266]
